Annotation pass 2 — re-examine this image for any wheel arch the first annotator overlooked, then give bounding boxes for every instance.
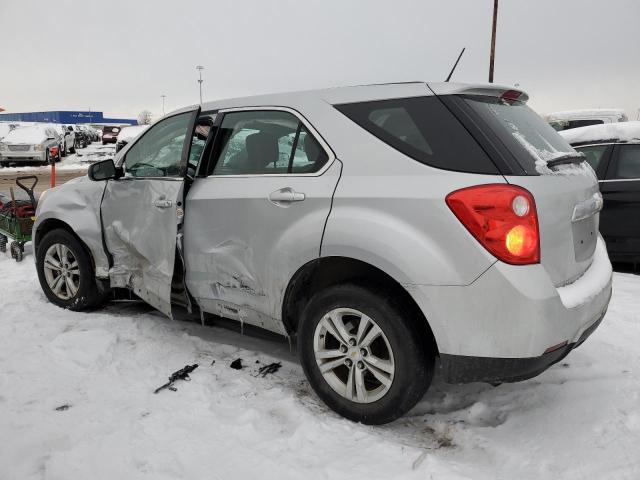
[281,256,439,356]
[35,218,96,270]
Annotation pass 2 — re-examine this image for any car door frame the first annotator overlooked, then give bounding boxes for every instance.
[102,106,201,316]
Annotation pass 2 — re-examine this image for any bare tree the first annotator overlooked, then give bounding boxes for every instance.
[138,110,153,125]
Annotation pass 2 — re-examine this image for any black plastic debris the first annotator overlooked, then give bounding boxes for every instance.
[230,358,243,370]
[257,362,282,377]
[55,404,71,411]
[154,364,199,394]
[210,359,216,366]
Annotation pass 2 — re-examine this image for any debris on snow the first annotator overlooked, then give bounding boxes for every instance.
[256,362,282,377]
[230,358,243,370]
[54,404,71,412]
[154,364,199,394]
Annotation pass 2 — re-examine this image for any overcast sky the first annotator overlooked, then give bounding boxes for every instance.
[1,0,638,121]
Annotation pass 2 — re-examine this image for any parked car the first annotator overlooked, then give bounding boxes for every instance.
[33,82,612,424]
[115,125,150,153]
[46,124,76,157]
[102,125,121,144]
[545,109,628,131]
[0,124,60,166]
[560,122,640,265]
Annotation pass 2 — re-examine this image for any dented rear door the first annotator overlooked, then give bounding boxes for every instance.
[101,109,198,317]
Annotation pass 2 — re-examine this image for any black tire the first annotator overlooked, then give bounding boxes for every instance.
[0,234,7,252]
[298,284,434,425]
[10,242,23,262]
[70,142,76,154]
[36,228,105,310]
[0,161,8,168]
[61,142,67,157]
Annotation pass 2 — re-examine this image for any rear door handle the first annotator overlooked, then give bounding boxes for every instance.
[269,187,305,204]
[153,199,173,209]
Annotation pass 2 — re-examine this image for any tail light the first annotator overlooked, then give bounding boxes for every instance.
[446,184,540,265]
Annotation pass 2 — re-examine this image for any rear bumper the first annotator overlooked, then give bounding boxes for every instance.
[407,236,613,374]
[439,303,608,383]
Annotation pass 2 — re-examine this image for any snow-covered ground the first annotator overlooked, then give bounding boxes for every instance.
[1,250,639,479]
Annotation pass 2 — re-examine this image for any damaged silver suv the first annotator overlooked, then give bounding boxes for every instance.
[33,82,612,424]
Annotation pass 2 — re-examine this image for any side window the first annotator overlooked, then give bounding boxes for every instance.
[613,144,640,179]
[124,112,192,178]
[575,144,608,176]
[290,125,328,173]
[210,110,328,175]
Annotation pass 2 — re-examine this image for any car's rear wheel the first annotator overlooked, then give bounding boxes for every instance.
[299,284,434,425]
[36,228,105,310]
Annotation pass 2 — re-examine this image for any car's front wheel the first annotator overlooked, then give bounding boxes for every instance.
[299,284,434,425]
[36,228,105,310]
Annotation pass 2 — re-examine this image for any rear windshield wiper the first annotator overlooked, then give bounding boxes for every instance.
[546,153,586,168]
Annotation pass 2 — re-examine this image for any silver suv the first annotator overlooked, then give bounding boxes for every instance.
[33,82,612,424]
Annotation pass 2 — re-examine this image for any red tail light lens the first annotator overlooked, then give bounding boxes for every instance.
[446,184,540,265]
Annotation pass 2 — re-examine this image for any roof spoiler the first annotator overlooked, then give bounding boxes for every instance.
[428,83,529,103]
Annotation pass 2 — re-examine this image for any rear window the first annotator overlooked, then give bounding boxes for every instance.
[461,95,576,174]
[335,96,499,174]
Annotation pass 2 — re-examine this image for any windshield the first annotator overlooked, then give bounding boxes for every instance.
[463,95,577,174]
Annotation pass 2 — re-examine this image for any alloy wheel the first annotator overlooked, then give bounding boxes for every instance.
[43,243,80,300]
[313,307,395,403]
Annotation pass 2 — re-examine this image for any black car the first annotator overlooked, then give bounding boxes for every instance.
[561,122,640,265]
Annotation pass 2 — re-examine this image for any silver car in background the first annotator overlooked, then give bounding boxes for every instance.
[33,82,612,424]
[0,124,60,166]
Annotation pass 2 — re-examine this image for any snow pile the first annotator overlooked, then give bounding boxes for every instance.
[560,121,640,145]
[545,109,626,121]
[1,252,640,479]
[557,237,612,308]
[1,125,50,144]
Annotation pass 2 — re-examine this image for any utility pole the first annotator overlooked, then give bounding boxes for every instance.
[196,65,205,105]
[161,95,166,116]
[489,0,499,83]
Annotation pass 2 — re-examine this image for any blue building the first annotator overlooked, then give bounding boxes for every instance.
[0,110,137,125]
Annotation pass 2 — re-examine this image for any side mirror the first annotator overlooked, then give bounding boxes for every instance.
[88,159,123,181]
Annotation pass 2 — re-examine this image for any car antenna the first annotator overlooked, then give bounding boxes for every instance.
[445,47,466,82]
